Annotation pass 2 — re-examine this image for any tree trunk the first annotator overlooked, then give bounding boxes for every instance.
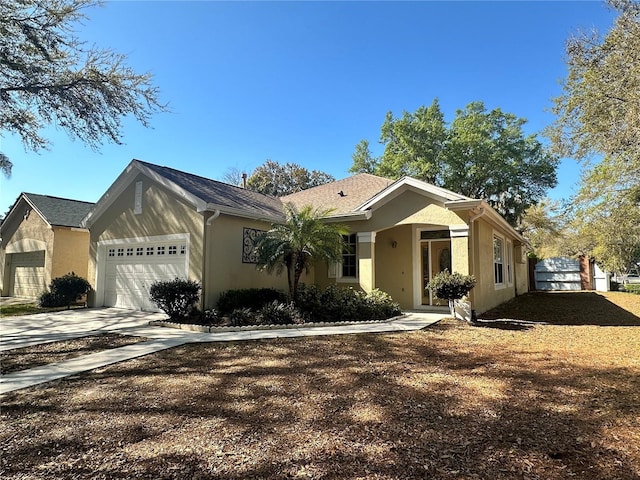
[448,299,456,319]
[287,254,297,303]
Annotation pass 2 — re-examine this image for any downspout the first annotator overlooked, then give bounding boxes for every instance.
[202,209,221,309]
[467,207,485,315]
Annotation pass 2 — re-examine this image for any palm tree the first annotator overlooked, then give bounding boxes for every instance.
[255,203,348,303]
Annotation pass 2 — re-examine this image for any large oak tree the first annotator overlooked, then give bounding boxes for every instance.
[246,160,335,197]
[0,0,167,175]
[351,99,559,226]
[549,0,640,274]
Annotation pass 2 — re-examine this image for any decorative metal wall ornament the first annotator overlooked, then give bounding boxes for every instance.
[242,227,265,263]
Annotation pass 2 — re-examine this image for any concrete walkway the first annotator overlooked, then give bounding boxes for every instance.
[1,308,443,395]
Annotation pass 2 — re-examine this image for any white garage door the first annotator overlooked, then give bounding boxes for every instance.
[11,251,46,298]
[104,241,188,310]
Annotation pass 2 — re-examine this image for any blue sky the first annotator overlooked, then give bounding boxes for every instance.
[0,1,615,215]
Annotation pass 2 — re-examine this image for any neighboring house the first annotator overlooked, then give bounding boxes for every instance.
[83,159,528,315]
[0,193,94,298]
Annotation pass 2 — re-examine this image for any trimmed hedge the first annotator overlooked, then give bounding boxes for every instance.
[216,288,287,315]
[296,284,401,323]
[213,285,401,325]
[149,278,201,320]
[38,272,92,309]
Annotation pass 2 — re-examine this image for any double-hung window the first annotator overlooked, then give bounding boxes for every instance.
[506,240,513,285]
[341,233,357,278]
[494,235,504,286]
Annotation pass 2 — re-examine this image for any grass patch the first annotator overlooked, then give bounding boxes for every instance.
[479,290,640,326]
[1,333,147,375]
[0,292,638,479]
[0,303,86,318]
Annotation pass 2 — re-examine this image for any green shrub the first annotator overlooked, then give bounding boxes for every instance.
[216,288,287,315]
[258,301,304,325]
[38,291,64,308]
[38,272,92,309]
[230,307,255,326]
[365,288,402,320]
[426,269,477,320]
[149,278,200,320]
[296,284,400,322]
[624,284,640,295]
[202,308,219,324]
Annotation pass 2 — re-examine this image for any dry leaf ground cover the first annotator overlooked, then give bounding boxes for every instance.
[0,333,147,375]
[1,291,639,479]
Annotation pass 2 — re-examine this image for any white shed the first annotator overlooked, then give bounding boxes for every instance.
[534,256,609,292]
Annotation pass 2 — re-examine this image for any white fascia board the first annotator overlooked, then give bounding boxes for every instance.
[323,211,373,222]
[356,176,469,212]
[446,199,526,244]
[1,194,51,233]
[444,199,483,210]
[82,159,207,228]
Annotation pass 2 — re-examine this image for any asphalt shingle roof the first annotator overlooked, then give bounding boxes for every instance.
[22,193,94,228]
[138,161,285,220]
[281,173,395,215]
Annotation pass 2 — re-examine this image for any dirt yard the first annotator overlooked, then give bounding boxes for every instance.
[1,291,639,479]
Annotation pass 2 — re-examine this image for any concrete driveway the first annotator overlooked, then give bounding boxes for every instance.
[1,307,444,394]
[0,307,174,351]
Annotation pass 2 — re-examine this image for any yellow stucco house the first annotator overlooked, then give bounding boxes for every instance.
[82,159,528,314]
[0,193,94,298]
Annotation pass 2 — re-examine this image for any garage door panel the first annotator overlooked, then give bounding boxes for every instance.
[103,240,188,311]
[11,251,46,298]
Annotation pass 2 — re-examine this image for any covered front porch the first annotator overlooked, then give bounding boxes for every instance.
[357,223,471,311]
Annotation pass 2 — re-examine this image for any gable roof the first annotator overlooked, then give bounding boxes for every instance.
[2,193,94,229]
[83,159,285,227]
[282,174,471,217]
[138,161,285,219]
[281,173,395,215]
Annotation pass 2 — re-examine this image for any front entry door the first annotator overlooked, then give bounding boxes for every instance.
[421,239,452,306]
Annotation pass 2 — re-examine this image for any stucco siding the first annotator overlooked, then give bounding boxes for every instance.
[203,214,290,308]
[51,228,90,280]
[471,218,518,314]
[375,225,414,308]
[515,259,529,295]
[89,174,204,286]
[451,235,470,276]
[1,201,54,295]
[365,190,466,231]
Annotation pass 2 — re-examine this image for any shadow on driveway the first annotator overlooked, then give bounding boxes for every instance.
[479,291,640,327]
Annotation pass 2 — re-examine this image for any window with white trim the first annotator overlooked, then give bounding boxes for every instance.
[506,240,513,285]
[493,235,504,286]
[341,233,357,278]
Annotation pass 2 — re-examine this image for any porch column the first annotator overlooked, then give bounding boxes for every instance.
[449,225,470,275]
[357,232,376,292]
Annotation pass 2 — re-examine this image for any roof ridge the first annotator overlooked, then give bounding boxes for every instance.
[23,192,95,205]
[134,159,278,200]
